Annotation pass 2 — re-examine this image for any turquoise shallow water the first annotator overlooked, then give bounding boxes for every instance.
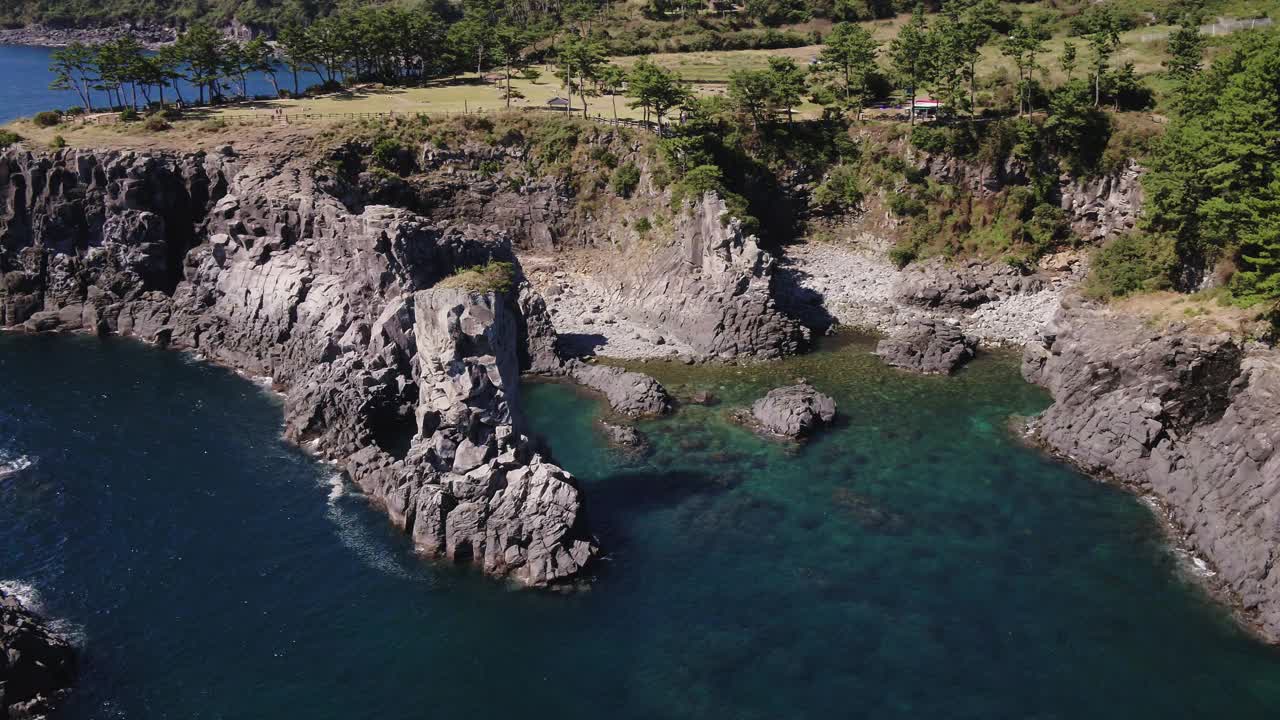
[2,331,1280,719]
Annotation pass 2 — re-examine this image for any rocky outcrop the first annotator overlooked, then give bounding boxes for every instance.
[1023,301,1280,640]
[604,193,808,360]
[1,590,77,719]
[875,319,977,375]
[598,419,651,458]
[0,23,177,48]
[0,147,596,586]
[1059,160,1144,242]
[567,361,671,417]
[895,258,1047,309]
[746,383,837,439]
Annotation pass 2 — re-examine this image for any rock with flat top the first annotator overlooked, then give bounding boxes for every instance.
[748,383,837,439]
[875,319,977,375]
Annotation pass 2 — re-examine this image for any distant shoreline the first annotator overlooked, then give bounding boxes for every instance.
[0,23,176,49]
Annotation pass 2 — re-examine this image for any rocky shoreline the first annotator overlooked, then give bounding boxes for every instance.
[0,23,177,49]
[1022,300,1280,641]
[1,131,1278,651]
[1,588,77,719]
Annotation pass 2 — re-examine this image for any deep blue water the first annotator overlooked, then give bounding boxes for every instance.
[0,44,322,123]
[3,331,1280,719]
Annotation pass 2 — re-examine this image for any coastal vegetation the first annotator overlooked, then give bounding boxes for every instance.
[11,0,1278,314]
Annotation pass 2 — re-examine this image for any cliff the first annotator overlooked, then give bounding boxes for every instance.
[1023,301,1280,639]
[0,145,596,586]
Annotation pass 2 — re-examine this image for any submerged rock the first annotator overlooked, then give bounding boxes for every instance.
[598,419,652,459]
[746,383,837,439]
[567,361,672,418]
[1,590,77,719]
[875,319,977,375]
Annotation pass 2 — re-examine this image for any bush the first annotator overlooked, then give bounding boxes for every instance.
[0,130,21,148]
[610,162,641,198]
[32,110,61,127]
[436,261,515,294]
[119,108,140,122]
[889,242,919,268]
[909,125,950,155]
[305,80,344,96]
[49,135,66,149]
[1085,233,1177,298]
[811,164,865,213]
[633,216,653,234]
[886,193,926,217]
[371,137,407,172]
[144,115,171,132]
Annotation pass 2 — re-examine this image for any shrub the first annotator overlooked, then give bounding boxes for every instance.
[811,164,865,213]
[119,108,140,122]
[889,242,919,268]
[633,216,652,234]
[909,125,950,155]
[32,110,61,127]
[0,130,21,148]
[436,261,515,294]
[610,162,641,198]
[886,193,926,217]
[49,135,66,149]
[1085,233,1177,298]
[371,137,407,172]
[144,115,171,132]
[532,121,580,164]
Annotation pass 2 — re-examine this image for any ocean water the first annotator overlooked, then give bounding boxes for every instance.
[2,330,1280,719]
[0,44,322,124]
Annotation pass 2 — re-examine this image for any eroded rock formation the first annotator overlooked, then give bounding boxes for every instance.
[1024,301,1280,640]
[0,147,596,586]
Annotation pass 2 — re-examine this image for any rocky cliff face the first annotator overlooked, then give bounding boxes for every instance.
[1024,301,1280,639]
[0,146,596,586]
[351,135,807,361]
[1,590,77,719]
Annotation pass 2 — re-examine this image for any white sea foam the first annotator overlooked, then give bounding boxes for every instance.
[0,451,34,478]
[321,474,416,581]
[0,579,87,647]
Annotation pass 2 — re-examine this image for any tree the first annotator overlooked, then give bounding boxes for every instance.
[889,5,932,124]
[597,63,627,121]
[1165,13,1205,97]
[279,23,315,96]
[745,0,810,26]
[49,42,97,112]
[626,59,690,132]
[1142,31,1280,302]
[175,24,230,104]
[1059,40,1078,83]
[1001,22,1044,116]
[1084,5,1122,106]
[492,24,532,109]
[814,22,878,120]
[767,56,807,125]
[728,68,776,129]
[556,36,605,119]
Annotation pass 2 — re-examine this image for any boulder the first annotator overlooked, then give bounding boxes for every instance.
[747,383,837,439]
[567,361,671,418]
[875,319,977,375]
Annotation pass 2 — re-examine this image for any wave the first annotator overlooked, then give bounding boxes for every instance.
[0,579,87,647]
[321,474,419,582]
[0,450,34,478]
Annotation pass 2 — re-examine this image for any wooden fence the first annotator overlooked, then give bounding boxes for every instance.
[211,106,669,134]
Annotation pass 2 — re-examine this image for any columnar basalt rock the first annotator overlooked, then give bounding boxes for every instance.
[1024,301,1280,640]
[875,319,978,375]
[0,147,596,587]
[1,590,77,720]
